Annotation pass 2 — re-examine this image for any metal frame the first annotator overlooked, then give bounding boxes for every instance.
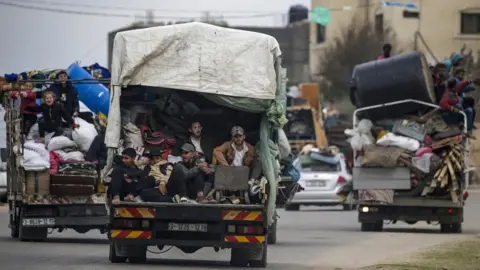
[352,99,469,192]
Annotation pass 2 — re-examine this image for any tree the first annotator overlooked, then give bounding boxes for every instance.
[316,16,399,100]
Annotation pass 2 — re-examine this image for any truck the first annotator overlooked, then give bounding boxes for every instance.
[352,99,468,233]
[104,22,286,267]
[3,80,108,241]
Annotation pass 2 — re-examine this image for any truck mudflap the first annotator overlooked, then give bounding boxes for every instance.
[109,204,266,247]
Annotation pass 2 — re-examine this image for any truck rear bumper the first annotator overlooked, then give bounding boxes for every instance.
[110,238,264,248]
[358,204,463,223]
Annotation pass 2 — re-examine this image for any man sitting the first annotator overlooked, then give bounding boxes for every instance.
[214,126,256,168]
[136,149,175,202]
[109,148,143,205]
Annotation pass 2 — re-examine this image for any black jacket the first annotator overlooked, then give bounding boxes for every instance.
[31,102,74,128]
[109,164,143,198]
[137,162,174,191]
[38,83,80,116]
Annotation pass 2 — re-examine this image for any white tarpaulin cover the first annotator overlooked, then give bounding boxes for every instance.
[111,22,281,99]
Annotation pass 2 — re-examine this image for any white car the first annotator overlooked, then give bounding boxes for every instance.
[285,151,354,211]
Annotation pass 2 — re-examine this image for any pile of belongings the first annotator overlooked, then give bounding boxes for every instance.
[345,111,467,202]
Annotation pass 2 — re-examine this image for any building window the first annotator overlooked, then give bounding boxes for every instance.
[403,10,419,19]
[316,25,326,43]
[375,14,384,35]
[461,12,480,34]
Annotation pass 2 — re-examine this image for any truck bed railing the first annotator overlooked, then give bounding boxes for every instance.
[352,99,469,192]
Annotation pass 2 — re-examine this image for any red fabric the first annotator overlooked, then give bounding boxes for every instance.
[11,91,37,115]
[49,151,63,175]
[377,55,385,60]
[140,125,176,150]
[439,81,470,110]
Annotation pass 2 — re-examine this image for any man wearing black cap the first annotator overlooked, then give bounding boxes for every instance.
[214,126,256,168]
[167,143,212,203]
[109,148,143,205]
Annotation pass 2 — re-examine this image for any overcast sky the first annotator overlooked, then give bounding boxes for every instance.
[0,0,311,74]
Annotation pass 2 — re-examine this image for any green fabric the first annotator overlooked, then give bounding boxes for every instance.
[311,7,331,26]
[201,67,288,226]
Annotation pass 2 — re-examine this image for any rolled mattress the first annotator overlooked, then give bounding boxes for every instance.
[353,52,435,120]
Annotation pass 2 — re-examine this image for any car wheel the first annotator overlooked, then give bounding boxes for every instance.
[285,204,300,211]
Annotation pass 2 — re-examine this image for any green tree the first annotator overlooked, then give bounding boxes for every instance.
[316,16,399,100]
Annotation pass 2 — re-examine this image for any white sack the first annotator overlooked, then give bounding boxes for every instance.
[26,123,40,141]
[123,122,144,148]
[54,150,68,159]
[47,136,77,151]
[21,148,50,171]
[72,117,98,152]
[376,132,420,152]
[277,129,291,159]
[64,151,85,161]
[24,141,50,160]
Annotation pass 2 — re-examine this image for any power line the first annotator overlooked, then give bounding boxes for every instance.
[15,0,281,14]
[6,0,377,19]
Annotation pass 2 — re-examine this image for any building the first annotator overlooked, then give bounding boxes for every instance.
[107,22,310,85]
[310,0,480,76]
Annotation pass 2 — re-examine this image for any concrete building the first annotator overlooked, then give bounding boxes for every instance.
[107,22,310,85]
[310,0,480,76]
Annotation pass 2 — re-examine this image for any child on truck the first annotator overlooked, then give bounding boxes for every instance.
[10,82,37,135]
[439,78,476,138]
[30,90,79,143]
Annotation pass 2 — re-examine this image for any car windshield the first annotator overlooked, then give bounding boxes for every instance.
[297,155,341,172]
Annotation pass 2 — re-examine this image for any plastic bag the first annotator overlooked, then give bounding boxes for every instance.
[123,122,144,148]
[357,119,373,133]
[26,123,40,141]
[376,132,420,152]
[412,153,433,173]
[47,136,77,151]
[72,117,98,152]
[350,133,374,151]
[64,151,85,161]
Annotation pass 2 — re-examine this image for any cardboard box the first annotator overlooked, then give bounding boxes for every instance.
[25,170,50,195]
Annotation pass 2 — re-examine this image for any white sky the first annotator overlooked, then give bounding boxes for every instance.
[0,0,311,74]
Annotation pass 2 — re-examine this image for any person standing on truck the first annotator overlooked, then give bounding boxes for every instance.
[214,126,256,168]
[453,68,477,129]
[10,81,37,135]
[110,148,144,205]
[439,78,476,138]
[31,91,79,143]
[39,71,80,118]
[377,43,392,60]
[443,52,464,77]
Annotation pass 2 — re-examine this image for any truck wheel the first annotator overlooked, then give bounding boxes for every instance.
[230,248,250,267]
[128,256,147,264]
[267,220,277,245]
[9,203,19,238]
[249,244,267,268]
[450,223,462,233]
[109,243,127,263]
[285,204,300,211]
[361,222,382,232]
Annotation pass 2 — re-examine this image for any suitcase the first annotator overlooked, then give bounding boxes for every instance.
[50,174,97,186]
[50,184,95,196]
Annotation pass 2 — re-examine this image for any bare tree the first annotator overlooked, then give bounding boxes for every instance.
[317,16,400,100]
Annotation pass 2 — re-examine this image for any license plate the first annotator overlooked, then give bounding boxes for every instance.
[168,223,207,232]
[306,180,326,187]
[22,218,55,227]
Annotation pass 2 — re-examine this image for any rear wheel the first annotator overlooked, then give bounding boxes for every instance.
[285,204,300,211]
[249,243,267,268]
[267,219,277,245]
[9,202,19,238]
[18,207,48,242]
[441,223,462,234]
[109,243,127,263]
[230,248,250,267]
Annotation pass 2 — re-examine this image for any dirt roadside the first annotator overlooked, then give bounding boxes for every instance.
[363,236,480,270]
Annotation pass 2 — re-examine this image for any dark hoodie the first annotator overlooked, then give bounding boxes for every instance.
[30,102,75,128]
[38,71,80,116]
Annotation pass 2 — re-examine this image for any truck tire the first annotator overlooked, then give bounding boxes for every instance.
[267,220,277,245]
[361,222,383,232]
[285,204,300,211]
[441,223,462,234]
[109,243,127,263]
[249,243,267,268]
[230,248,250,267]
[9,202,19,238]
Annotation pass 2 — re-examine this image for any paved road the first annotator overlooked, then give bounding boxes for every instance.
[1,193,479,270]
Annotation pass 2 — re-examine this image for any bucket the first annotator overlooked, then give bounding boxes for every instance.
[66,63,109,123]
